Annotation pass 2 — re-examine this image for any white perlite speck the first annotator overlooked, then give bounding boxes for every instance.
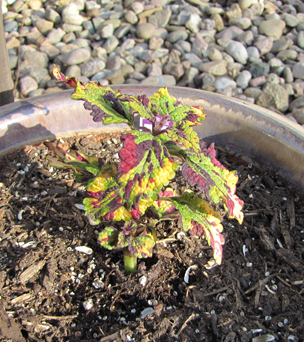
[75,246,93,255]
[140,307,154,319]
[83,298,94,311]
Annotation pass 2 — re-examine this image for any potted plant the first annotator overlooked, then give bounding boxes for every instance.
[0,66,304,342]
[42,66,244,273]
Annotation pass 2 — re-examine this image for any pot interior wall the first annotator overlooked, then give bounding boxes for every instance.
[0,86,304,190]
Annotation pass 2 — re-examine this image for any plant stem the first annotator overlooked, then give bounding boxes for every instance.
[123,248,137,273]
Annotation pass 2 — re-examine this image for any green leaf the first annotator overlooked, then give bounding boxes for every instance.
[149,88,205,125]
[98,226,119,250]
[98,222,156,259]
[181,149,244,224]
[44,142,102,182]
[164,191,224,265]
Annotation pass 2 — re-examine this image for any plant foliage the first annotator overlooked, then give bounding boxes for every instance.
[46,66,244,268]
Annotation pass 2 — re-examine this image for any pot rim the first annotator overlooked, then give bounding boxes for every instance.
[0,86,304,190]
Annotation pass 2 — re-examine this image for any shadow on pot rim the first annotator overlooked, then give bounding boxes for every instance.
[0,86,304,190]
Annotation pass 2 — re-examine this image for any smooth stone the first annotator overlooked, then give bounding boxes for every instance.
[292,108,304,124]
[147,63,162,76]
[238,0,258,9]
[99,23,114,38]
[154,27,168,40]
[62,32,76,43]
[125,10,138,25]
[201,73,216,86]
[163,62,184,80]
[179,67,199,87]
[211,13,224,31]
[131,2,144,14]
[62,24,83,32]
[202,19,215,31]
[254,37,273,55]
[259,19,285,40]
[291,82,304,95]
[103,35,119,53]
[277,49,298,61]
[141,75,176,86]
[290,96,304,112]
[185,13,201,34]
[283,67,294,83]
[183,53,202,68]
[256,83,289,112]
[236,70,252,89]
[271,37,292,53]
[207,47,222,61]
[45,8,61,24]
[297,31,304,49]
[216,26,244,41]
[27,0,42,10]
[269,58,284,68]
[82,20,94,34]
[226,41,248,64]
[199,60,227,76]
[6,36,20,49]
[192,34,208,57]
[39,43,60,58]
[292,63,304,79]
[20,75,38,95]
[283,13,299,28]
[149,37,164,50]
[115,24,131,39]
[47,28,66,44]
[106,54,121,70]
[166,30,188,44]
[176,10,191,26]
[247,46,260,62]
[136,23,155,40]
[29,67,49,84]
[121,38,135,51]
[23,50,48,67]
[9,0,28,12]
[282,84,294,96]
[80,58,105,77]
[63,14,84,26]
[65,65,81,77]
[154,6,171,28]
[62,3,79,17]
[229,18,252,30]
[4,20,18,32]
[62,47,90,65]
[128,71,145,81]
[244,87,262,99]
[9,54,18,69]
[248,62,270,78]
[226,4,242,20]
[249,75,266,87]
[214,76,236,90]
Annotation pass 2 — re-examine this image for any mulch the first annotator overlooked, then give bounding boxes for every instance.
[0,133,303,342]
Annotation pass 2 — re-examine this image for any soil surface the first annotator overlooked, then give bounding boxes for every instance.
[0,133,303,342]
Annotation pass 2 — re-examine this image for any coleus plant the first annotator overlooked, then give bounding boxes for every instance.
[45,65,244,273]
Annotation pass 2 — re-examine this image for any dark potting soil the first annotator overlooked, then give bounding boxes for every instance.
[0,133,303,342]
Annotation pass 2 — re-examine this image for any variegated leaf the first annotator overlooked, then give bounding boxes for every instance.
[163,191,224,265]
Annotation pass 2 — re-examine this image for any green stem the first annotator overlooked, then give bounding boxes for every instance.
[123,248,137,273]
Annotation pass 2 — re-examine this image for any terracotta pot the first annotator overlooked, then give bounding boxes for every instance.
[0,86,304,189]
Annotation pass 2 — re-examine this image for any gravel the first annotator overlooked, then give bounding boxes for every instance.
[2,0,304,126]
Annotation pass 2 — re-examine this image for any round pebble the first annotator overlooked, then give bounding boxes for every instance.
[2,0,304,127]
[136,23,155,40]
